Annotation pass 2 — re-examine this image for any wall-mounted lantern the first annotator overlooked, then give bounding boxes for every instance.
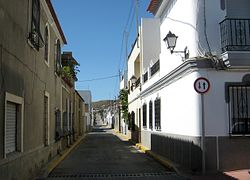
[163,31,189,59]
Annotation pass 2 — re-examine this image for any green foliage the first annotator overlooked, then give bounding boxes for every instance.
[119,88,129,124]
[62,66,73,80]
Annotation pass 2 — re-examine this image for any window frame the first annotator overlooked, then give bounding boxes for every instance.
[142,103,147,128]
[29,0,44,50]
[55,39,61,74]
[149,101,153,130]
[44,91,50,146]
[226,83,250,135]
[150,60,160,77]
[4,92,24,158]
[154,98,161,131]
[44,24,50,66]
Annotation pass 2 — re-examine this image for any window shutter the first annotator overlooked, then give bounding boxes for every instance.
[5,102,17,154]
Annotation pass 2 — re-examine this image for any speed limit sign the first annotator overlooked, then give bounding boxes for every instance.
[194,77,210,94]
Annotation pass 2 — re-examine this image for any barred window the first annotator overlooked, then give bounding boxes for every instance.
[142,104,147,128]
[29,0,44,50]
[150,60,160,77]
[228,85,250,135]
[44,26,49,63]
[55,109,61,141]
[55,40,61,74]
[154,98,161,130]
[131,111,135,131]
[149,101,153,129]
[143,72,148,83]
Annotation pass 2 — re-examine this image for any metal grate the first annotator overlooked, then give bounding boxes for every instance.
[220,18,250,53]
[48,172,175,178]
[228,85,250,135]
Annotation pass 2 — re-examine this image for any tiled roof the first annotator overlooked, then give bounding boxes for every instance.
[147,0,163,15]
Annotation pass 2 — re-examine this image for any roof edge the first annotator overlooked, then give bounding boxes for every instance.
[45,0,67,44]
[147,0,163,15]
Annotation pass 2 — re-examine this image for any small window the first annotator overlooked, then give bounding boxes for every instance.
[55,40,61,74]
[143,72,148,83]
[228,85,250,135]
[154,98,161,131]
[44,93,49,146]
[149,101,153,129]
[44,26,49,64]
[150,60,160,77]
[55,109,61,141]
[29,0,44,50]
[142,104,147,128]
[5,92,23,157]
[131,111,135,131]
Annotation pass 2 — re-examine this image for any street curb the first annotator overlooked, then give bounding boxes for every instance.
[113,130,129,141]
[37,135,86,179]
[135,143,180,174]
[48,135,86,173]
[113,131,180,175]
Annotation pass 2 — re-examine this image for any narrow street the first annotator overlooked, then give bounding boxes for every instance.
[46,124,186,180]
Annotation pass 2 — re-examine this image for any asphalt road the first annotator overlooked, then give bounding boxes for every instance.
[46,126,187,180]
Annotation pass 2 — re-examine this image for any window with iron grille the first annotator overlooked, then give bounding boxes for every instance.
[55,40,61,74]
[150,60,160,77]
[44,95,49,146]
[149,101,153,129]
[143,72,148,83]
[44,26,49,63]
[29,0,44,50]
[55,109,61,141]
[63,111,68,135]
[227,85,250,135]
[142,104,147,128]
[131,111,135,131]
[154,98,161,130]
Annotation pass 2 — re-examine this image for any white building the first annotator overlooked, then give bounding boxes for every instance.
[78,90,93,131]
[127,18,160,143]
[135,0,250,173]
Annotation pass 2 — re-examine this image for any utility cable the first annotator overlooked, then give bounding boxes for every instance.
[78,74,119,82]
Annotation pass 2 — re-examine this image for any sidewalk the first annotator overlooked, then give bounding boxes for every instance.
[36,135,86,179]
[113,131,250,180]
[189,169,250,180]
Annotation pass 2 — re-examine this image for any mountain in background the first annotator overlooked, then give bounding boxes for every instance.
[92,100,117,110]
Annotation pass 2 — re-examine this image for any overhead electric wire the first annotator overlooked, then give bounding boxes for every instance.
[78,74,119,82]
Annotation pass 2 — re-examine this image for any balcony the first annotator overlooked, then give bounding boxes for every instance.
[220,19,250,53]
[135,77,140,88]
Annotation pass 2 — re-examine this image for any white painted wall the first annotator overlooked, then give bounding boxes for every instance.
[142,71,201,136]
[141,18,161,74]
[140,0,250,138]
[203,70,249,136]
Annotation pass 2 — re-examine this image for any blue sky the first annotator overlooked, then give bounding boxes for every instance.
[51,0,152,101]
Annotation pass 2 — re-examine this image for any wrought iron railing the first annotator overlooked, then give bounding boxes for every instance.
[143,72,148,83]
[228,85,250,135]
[220,19,250,53]
[135,77,140,87]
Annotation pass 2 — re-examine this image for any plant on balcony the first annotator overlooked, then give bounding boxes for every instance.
[119,88,129,124]
[61,66,74,87]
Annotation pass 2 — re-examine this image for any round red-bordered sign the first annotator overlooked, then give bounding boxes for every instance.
[194,77,210,94]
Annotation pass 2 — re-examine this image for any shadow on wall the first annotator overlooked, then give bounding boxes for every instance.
[131,125,140,144]
[151,133,202,173]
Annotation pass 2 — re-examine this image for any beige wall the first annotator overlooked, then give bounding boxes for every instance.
[0,0,84,179]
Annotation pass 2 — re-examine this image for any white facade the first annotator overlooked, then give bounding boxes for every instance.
[78,90,93,131]
[127,0,250,172]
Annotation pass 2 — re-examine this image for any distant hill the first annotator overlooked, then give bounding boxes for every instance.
[92,100,116,110]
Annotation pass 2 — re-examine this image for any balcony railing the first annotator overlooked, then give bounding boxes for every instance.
[135,77,140,88]
[220,19,250,53]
